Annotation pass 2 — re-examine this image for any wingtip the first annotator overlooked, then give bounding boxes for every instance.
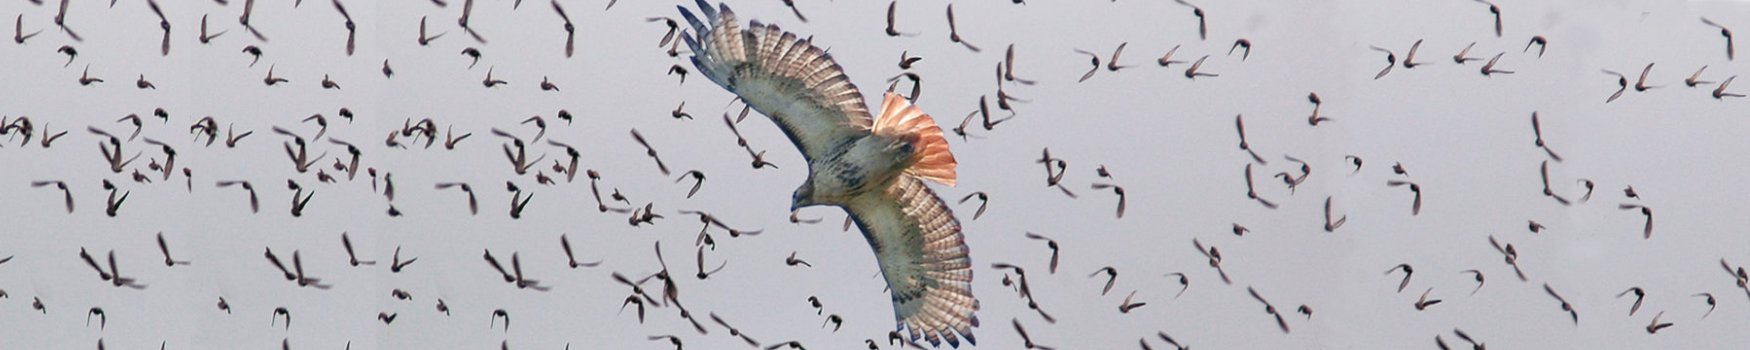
[677,5,707,35]
[695,0,718,20]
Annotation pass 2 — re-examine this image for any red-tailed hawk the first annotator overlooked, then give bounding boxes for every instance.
[678,1,977,346]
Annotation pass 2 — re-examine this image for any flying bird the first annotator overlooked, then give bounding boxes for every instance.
[885,1,916,37]
[560,234,602,268]
[147,0,169,55]
[1386,263,1414,293]
[418,16,445,46]
[1105,42,1132,71]
[458,0,487,43]
[30,180,74,213]
[1461,270,1485,295]
[1619,203,1655,239]
[200,14,226,44]
[1618,287,1646,316]
[647,17,680,47]
[1323,196,1345,232]
[1489,235,1529,282]
[1247,286,1291,334]
[1229,39,1251,60]
[1716,76,1744,99]
[898,51,923,70]
[1173,0,1207,40]
[1477,0,1502,37]
[1156,45,1187,68]
[1369,46,1395,79]
[1386,180,1422,215]
[1481,53,1513,76]
[1088,266,1118,295]
[1702,17,1734,60]
[238,0,268,41]
[1306,93,1333,126]
[57,45,79,67]
[391,246,417,273]
[1453,42,1483,64]
[1530,112,1562,161]
[332,0,355,55]
[1091,183,1125,218]
[156,232,191,266]
[1193,239,1231,285]
[1184,55,1217,79]
[1022,232,1059,273]
[1525,36,1547,57]
[1403,39,1428,68]
[630,129,671,175]
[15,14,43,44]
[1602,69,1628,103]
[1414,288,1443,310]
[945,4,980,52]
[1118,290,1146,313]
[52,0,84,41]
[1646,311,1674,334]
[78,65,104,85]
[1164,272,1189,298]
[1011,318,1056,350]
[1244,164,1278,209]
[1635,63,1661,91]
[553,0,575,57]
[1235,114,1267,163]
[1695,293,1716,318]
[1686,65,1715,87]
[483,67,508,87]
[785,251,812,268]
[341,232,375,267]
[678,2,976,346]
[1074,48,1100,83]
[263,65,289,86]
[1544,283,1580,325]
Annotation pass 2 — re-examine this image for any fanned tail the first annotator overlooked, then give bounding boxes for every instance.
[873,92,957,187]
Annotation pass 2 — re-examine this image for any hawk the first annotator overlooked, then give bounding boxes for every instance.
[678,1,977,346]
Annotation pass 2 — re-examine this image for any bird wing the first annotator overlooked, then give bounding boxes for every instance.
[680,0,873,163]
[843,174,976,347]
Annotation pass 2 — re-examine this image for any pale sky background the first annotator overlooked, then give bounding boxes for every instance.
[3,0,1750,349]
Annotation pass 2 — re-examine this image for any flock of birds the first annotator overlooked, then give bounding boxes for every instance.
[1,0,1748,349]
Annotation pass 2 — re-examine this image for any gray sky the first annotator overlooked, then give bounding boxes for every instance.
[2,0,1750,349]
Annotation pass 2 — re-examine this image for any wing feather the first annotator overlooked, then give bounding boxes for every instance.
[846,175,978,347]
[681,3,871,163]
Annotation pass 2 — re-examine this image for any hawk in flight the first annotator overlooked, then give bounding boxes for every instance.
[679,1,978,346]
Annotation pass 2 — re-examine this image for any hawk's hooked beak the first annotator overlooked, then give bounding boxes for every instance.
[791,183,816,211]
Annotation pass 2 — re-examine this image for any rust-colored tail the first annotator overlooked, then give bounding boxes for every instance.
[873,92,957,186]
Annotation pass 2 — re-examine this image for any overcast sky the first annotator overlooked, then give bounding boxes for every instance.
[3,0,1750,349]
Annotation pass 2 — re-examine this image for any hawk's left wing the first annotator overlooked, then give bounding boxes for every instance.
[845,174,977,347]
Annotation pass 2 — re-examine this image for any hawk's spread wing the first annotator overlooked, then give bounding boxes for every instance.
[845,174,978,347]
[679,0,872,163]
